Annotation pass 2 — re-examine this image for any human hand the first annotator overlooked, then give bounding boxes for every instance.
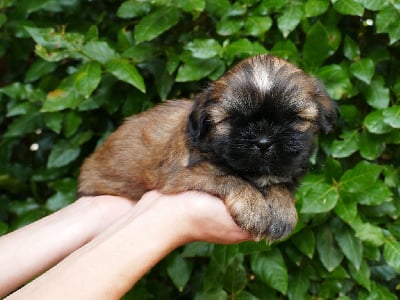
[136,191,252,245]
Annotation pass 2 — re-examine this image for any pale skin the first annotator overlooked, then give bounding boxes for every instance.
[0,191,251,299]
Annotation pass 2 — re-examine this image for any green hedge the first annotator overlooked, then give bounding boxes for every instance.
[1,0,400,299]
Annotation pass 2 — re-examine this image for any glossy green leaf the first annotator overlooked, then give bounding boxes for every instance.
[44,112,63,133]
[303,21,331,68]
[134,8,180,43]
[362,78,390,109]
[277,2,303,38]
[334,225,363,270]
[350,58,374,84]
[270,40,297,60]
[348,260,371,291]
[41,87,81,112]
[383,105,400,128]
[221,260,247,293]
[358,131,385,160]
[185,39,222,59]
[333,0,364,16]
[358,282,398,300]
[352,221,385,246]
[376,5,400,44]
[364,110,393,134]
[63,111,82,138]
[300,180,339,214]
[250,249,288,294]
[287,269,310,300]
[216,17,243,36]
[24,59,57,82]
[105,58,145,92]
[176,57,220,82]
[244,16,272,36]
[343,35,360,60]
[316,64,353,100]
[331,130,359,158]
[224,39,266,61]
[291,228,315,258]
[175,0,205,13]
[74,61,101,97]
[4,112,42,138]
[305,0,329,17]
[167,253,193,292]
[339,161,383,194]
[116,0,151,18]
[81,41,118,64]
[383,238,400,273]
[194,289,228,300]
[360,0,386,10]
[316,226,343,272]
[47,140,80,168]
[334,197,358,225]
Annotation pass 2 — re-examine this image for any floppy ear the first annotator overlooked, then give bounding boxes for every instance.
[314,82,338,134]
[188,89,212,141]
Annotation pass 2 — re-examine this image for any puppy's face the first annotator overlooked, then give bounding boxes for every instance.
[189,55,337,180]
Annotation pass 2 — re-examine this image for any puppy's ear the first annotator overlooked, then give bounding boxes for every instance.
[188,89,212,141]
[314,82,338,134]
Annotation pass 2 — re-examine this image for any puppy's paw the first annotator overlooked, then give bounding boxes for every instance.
[226,186,298,241]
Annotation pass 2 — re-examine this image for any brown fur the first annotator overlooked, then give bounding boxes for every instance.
[78,54,337,241]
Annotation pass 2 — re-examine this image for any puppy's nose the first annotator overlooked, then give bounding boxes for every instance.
[257,137,273,148]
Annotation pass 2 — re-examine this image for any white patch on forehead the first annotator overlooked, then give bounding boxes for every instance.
[252,64,273,94]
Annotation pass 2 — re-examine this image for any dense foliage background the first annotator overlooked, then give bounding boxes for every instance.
[1,0,399,298]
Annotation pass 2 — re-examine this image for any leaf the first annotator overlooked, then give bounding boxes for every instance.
[222,260,247,293]
[376,5,400,44]
[287,269,310,300]
[383,105,400,128]
[4,112,42,138]
[362,78,390,109]
[351,221,385,246]
[250,249,288,294]
[63,111,82,138]
[105,58,146,92]
[134,8,180,43]
[333,0,364,16]
[194,289,229,300]
[175,0,205,13]
[358,131,385,160]
[334,225,363,270]
[277,2,303,38]
[348,260,371,291]
[42,87,81,112]
[364,110,393,134]
[305,0,329,17]
[384,238,400,273]
[47,140,80,168]
[339,161,383,194]
[244,16,272,36]
[343,35,360,60]
[300,180,339,214]
[331,130,359,158]
[270,40,298,60]
[359,0,386,11]
[291,228,315,258]
[216,17,243,36]
[316,64,353,100]
[81,41,118,64]
[176,57,220,82]
[224,39,266,61]
[358,282,398,300]
[334,197,358,224]
[167,253,193,292]
[24,59,57,82]
[185,38,222,59]
[116,0,151,18]
[303,21,331,68]
[316,225,343,272]
[74,61,101,97]
[350,58,375,84]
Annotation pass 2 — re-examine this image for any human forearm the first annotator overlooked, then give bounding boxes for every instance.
[7,193,187,300]
[0,196,134,298]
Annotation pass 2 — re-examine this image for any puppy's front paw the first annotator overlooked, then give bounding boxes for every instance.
[226,186,298,241]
